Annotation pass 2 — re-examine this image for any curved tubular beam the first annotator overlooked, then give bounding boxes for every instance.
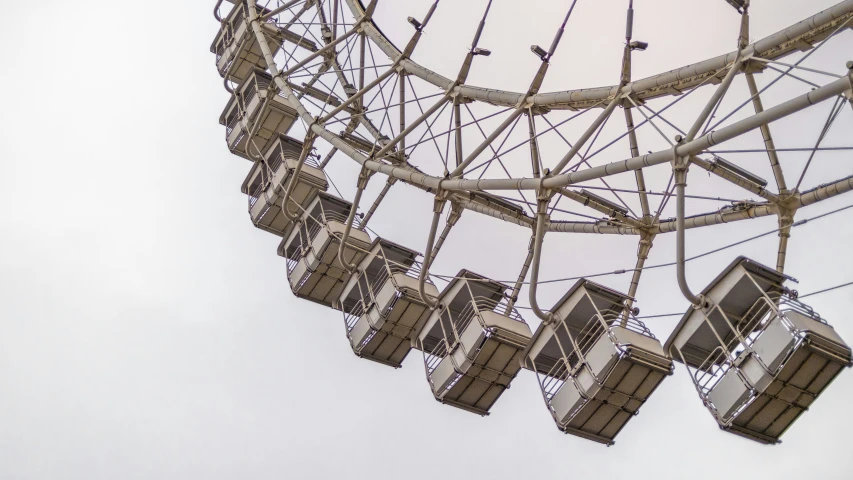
[673,152,705,307]
[507,237,535,313]
[528,201,553,323]
[346,0,853,109]
[429,204,462,259]
[337,178,367,274]
[214,0,224,22]
[418,209,443,309]
[277,137,316,221]
[220,35,251,94]
[245,93,276,162]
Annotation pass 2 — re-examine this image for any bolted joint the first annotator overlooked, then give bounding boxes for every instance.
[777,210,796,239]
[356,167,372,189]
[692,294,711,311]
[447,203,464,227]
[846,61,853,97]
[535,174,553,202]
[671,137,690,184]
[737,6,750,50]
[637,233,654,259]
[432,194,448,214]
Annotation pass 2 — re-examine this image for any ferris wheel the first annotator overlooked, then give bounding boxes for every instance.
[210,0,853,445]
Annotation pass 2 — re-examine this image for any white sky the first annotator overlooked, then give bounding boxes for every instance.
[1,0,852,479]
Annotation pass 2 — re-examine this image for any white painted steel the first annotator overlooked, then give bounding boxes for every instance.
[208,0,853,445]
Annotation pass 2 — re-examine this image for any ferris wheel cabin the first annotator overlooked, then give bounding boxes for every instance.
[417,271,532,415]
[211,1,318,86]
[241,134,328,237]
[339,239,439,368]
[522,280,672,445]
[664,257,852,444]
[278,192,372,308]
[220,70,299,160]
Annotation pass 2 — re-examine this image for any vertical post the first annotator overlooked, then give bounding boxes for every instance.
[418,196,446,309]
[431,204,463,260]
[623,233,654,322]
[506,237,535,314]
[528,199,553,323]
[776,212,793,274]
[337,168,371,273]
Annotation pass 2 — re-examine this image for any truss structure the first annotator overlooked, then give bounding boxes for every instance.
[211,0,853,444]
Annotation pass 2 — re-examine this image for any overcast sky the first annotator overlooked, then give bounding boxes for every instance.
[1,0,853,479]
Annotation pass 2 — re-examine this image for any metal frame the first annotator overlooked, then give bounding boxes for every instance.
[210,0,853,442]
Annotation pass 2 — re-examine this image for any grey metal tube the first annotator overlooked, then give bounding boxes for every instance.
[337,184,366,273]
[745,72,787,192]
[776,214,793,274]
[624,108,651,218]
[547,221,637,235]
[675,164,704,307]
[214,0,224,21]
[360,179,394,227]
[245,92,276,161]
[456,199,532,227]
[221,33,251,93]
[799,173,853,205]
[625,234,653,311]
[418,210,443,309]
[277,138,315,220]
[430,223,454,261]
[528,203,553,323]
[429,203,462,259]
[506,238,535,313]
